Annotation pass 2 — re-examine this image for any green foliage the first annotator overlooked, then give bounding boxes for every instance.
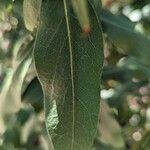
[101,9,150,67]
[23,0,41,32]
[0,0,150,150]
[34,0,103,149]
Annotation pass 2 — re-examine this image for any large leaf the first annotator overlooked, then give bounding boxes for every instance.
[34,0,103,149]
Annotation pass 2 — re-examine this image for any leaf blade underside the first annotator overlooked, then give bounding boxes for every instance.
[34,0,103,150]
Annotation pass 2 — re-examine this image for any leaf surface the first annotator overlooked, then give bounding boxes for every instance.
[34,0,103,149]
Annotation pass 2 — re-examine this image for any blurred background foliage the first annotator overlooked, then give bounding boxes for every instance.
[0,0,150,150]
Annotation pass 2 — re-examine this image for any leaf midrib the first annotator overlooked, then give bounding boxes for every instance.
[63,0,75,149]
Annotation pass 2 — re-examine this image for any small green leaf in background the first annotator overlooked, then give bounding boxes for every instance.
[71,0,90,33]
[22,77,43,113]
[99,100,125,149]
[34,0,103,149]
[23,0,42,32]
[101,9,150,67]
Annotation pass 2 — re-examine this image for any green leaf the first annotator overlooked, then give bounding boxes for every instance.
[71,0,90,32]
[34,0,103,149]
[22,77,43,113]
[118,57,150,79]
[99,101,125,149]
[23,0,42,32]
[101,9,150,67]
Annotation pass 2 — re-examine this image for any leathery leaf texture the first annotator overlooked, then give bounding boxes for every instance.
[34,0,103,149]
